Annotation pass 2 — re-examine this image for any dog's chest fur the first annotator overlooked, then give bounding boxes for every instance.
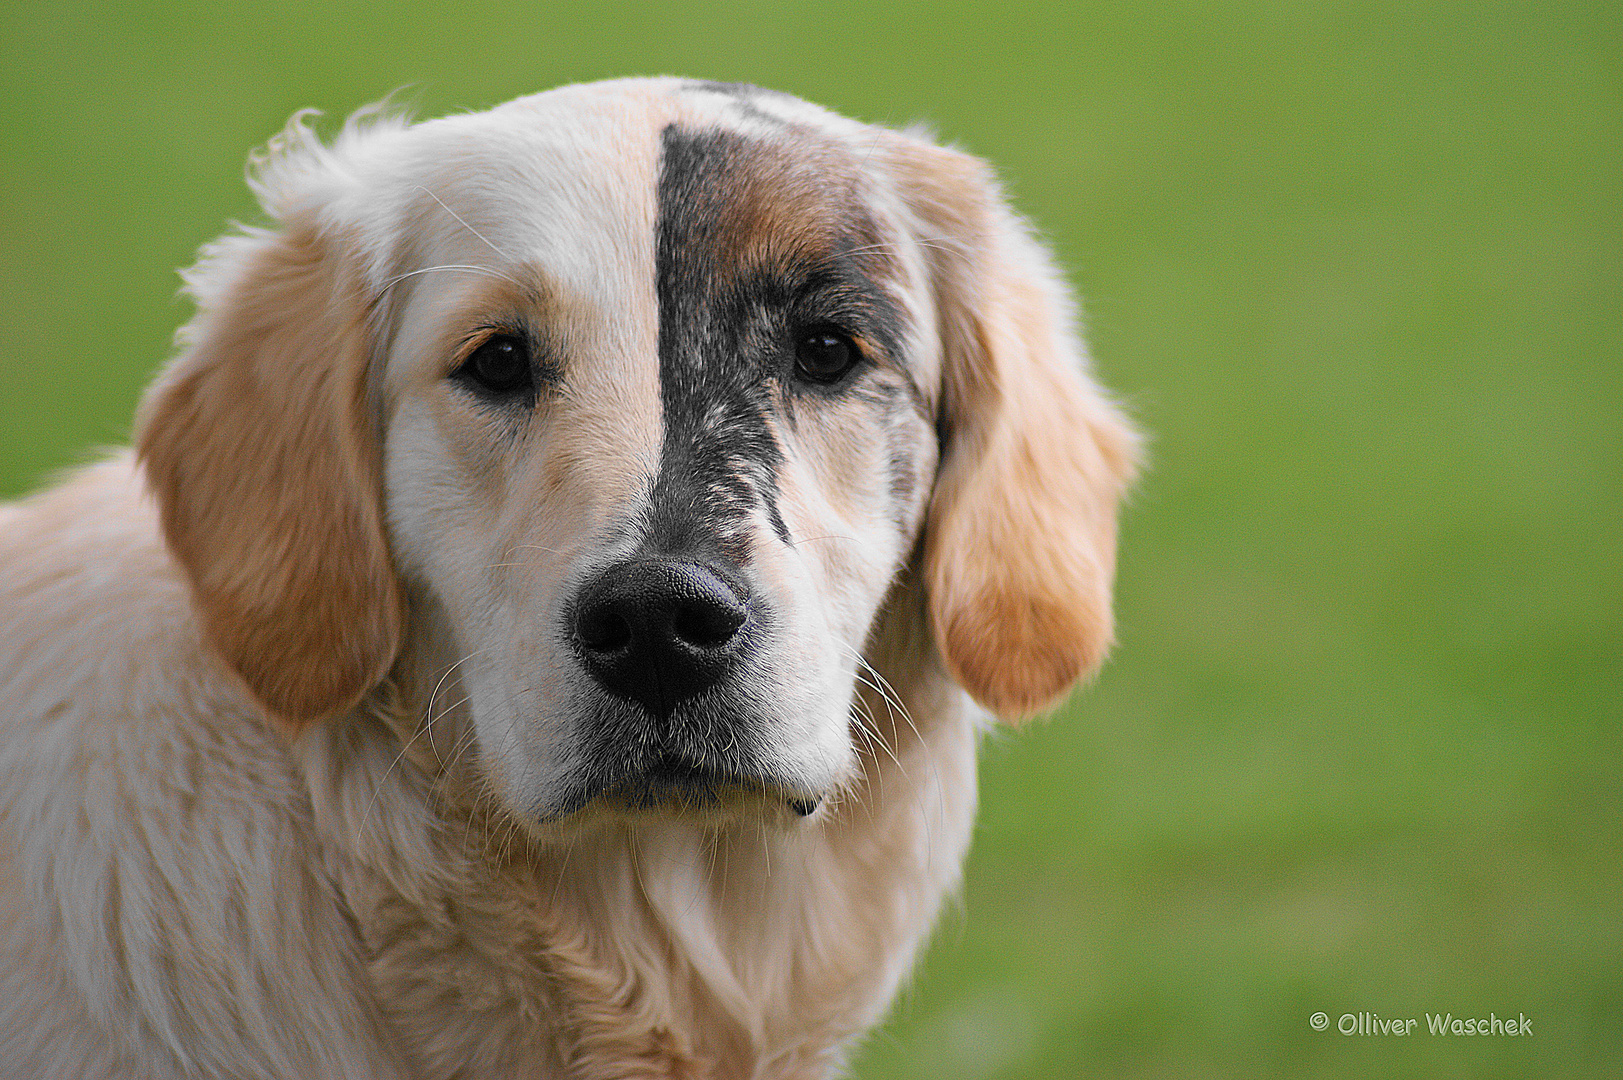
[298,655,978,1079]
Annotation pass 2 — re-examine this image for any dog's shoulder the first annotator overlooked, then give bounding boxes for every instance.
[2,453,199,710]
[0,453,260,787]
[0,454,414,1078]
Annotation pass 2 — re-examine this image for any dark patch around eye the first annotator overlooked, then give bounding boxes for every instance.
[648,124,914,555]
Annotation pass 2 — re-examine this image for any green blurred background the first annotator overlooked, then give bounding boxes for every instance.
[3,1,1617,1076]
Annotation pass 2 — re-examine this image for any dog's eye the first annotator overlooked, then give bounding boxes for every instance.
[453,334,533,398]
[793,326,861,385]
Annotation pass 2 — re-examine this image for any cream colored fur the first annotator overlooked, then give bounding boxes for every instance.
[0,79,1137,1078]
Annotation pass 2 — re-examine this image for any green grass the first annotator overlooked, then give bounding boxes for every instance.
[3,1,1618,1075]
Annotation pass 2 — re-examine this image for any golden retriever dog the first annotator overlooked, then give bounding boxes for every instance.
[0,78,1138,1078]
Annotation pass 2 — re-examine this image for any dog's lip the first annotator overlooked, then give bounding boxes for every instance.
[596,754,822,816]
[634,754,737,793]
[785,796,821,817]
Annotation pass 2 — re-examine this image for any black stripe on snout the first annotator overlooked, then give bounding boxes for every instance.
[646,126,792,559]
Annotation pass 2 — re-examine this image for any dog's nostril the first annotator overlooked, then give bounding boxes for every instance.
[576,608,633,653]
[671,595,746,649]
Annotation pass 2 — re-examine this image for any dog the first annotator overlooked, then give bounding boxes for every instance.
[0,78,1138,1078]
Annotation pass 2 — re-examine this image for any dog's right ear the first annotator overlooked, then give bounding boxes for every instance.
[137,145,402,731]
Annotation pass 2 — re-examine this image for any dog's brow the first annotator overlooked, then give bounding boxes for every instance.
[413,183,512,262]
[371,264,522,308]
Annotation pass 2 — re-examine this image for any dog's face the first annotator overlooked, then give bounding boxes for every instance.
[375,87,941,823]
[136,80,1138,830]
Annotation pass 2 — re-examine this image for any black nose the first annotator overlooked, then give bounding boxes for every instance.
[570,558,751,718]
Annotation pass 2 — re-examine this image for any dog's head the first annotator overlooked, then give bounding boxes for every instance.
[137,79,1138,827]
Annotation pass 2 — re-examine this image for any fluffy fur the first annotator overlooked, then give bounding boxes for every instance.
[0,78,1138,1078]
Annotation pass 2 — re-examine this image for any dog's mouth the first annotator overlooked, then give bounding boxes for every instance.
[588,754,822,819]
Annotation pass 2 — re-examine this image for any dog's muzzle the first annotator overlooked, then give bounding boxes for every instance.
[562,555,822,818]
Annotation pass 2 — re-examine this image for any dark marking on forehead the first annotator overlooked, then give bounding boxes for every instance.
[682,80,782,100]
[644,122,912,560]
[680,81,793,125]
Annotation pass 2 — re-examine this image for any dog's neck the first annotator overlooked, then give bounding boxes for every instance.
[292,579,983,1079]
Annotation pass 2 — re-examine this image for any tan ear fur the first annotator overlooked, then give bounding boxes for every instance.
[136,222,402,729]
[890,138,1141,721]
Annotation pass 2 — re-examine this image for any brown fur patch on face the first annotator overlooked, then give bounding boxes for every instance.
[670,129,891,278]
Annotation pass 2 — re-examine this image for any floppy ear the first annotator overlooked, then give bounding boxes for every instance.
[888,136,1141,721]
[136,216,402,731]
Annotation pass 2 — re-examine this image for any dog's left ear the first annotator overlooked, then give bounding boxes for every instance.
[137,207,402,732]
[883,134,1142,722]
